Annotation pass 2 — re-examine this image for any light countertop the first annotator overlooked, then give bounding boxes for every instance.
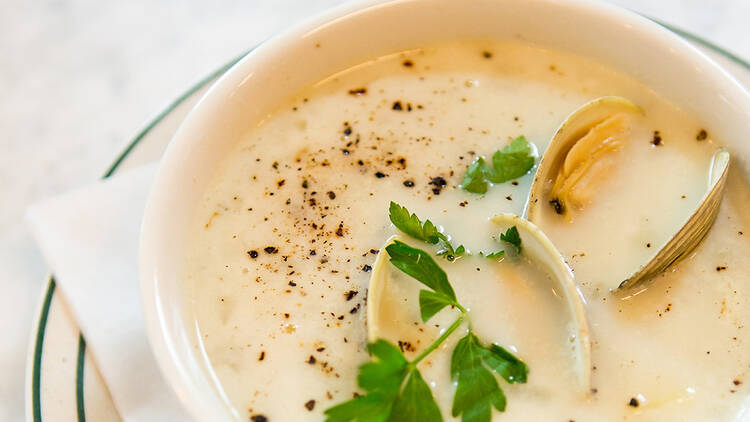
[1,0,748,420]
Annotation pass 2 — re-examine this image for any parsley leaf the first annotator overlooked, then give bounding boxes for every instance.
[487,136,536,183]
[460,157,490,194]
[449,333,529,422]
[436,239,466,260]
[386,240,462,320]
[389,202,465,260]
[358,340,409,394]
[483,344,528,384]
[388,201,442,244]
[324,392,393,422]
[451,333,507,422]
[390,369,443,421]
[499,226,522,254]
[461,136,536,194]
[418,290,457,322]
[325,340,443,422]
[483,250,505,259]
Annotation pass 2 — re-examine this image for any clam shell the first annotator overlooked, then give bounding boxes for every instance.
[367,224,592,395]
[490,214,592,395]
[366,234,401,342]
[526,96,643,222]
[618,148,729,289]
[526,96,729,290]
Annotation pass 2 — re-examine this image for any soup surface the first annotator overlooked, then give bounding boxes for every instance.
[185,41,750,421]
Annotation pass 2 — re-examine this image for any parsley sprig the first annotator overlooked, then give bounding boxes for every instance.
[461,136,536,194]
[325,238,528,422]
[479,226,523,258]
[389,201,465,260]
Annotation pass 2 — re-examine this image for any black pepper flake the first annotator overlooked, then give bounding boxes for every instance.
[651,130,663,146]
[734,379,742,385]
[392,101,403,111]
[428,176,447,195]
[250,415,268,422]
[345,290,358,301]
[277,179,285,187]
[336,224,345,237]
[628,398,639,407]
[402,59,414,67]
[549,198,565,215]
[357,159,364,166]
[362,264,372,272]
[288,281,297,287]
[403,179,415,187]
[482,50,492,59]
[304,400,316,411]
[343,126,352,136]
[350,304,361,314]
[307,355,316,364]
[247,250,259,259]
[697,129,708,141]
[646,243,651,248]
[310,250,317,256]
[302,179,309,189]
[505,195,512,201]
[511,181,519,186]
[316,347,325,352]
[264,246,279,254]
[717,266,728,272]
[258,351,265,361]
[272,161,279,169]
[327,191,336,200]
[348,87,367,95]
[375,171,386,178]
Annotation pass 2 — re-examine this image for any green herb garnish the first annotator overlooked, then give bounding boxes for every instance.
[327,237,528,422]
[499,226,522,254]
[389,201,465,260]
[386,240,465,321]
[324,339,443,422]
[461,136,536,194]
[460,157,491,194]
[483,250,505,259]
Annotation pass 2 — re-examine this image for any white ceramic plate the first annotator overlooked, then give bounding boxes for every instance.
[24,24,750,422]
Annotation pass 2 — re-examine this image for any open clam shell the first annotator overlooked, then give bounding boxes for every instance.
[366,234,400,342]
[526,96,730,290]
[618,148,729,289]
[490,214,592,395]
[368,224,592,395]
[526,96,643,222]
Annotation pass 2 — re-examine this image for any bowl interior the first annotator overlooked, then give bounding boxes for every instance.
[140,0,750,420]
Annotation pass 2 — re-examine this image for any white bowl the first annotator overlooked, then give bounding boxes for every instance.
[140,0,750,420]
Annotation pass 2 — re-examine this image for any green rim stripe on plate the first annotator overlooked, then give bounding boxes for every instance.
[76,336,86,422]
[30,21,750,420]
[102,51,249,179]
[65,49,251,422]
[32,278,56,422]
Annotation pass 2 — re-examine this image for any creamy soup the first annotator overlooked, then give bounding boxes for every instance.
[185,41,750,421]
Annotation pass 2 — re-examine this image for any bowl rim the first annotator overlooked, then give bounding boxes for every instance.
[140,0,750,420]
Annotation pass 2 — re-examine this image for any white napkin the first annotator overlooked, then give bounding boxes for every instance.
[26,163,190,421]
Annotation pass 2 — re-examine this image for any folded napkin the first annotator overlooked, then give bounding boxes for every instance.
[26,163,190,421]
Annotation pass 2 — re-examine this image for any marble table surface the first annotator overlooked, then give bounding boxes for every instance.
[1,0,748,420]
